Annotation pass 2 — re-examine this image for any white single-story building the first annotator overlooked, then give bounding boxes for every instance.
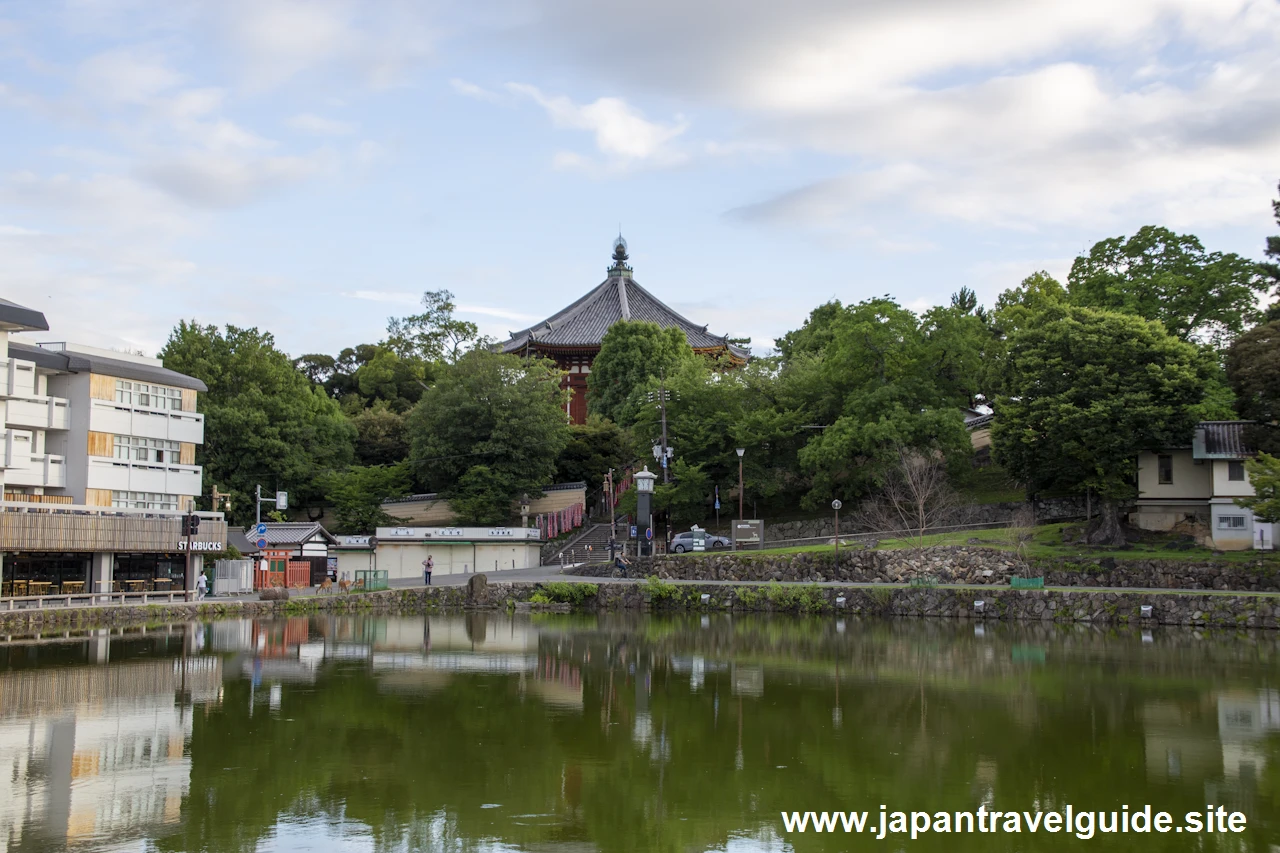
[1132,421,1277,550]
[372,525,543,580]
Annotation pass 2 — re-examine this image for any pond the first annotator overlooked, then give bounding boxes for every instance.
[1,613,1277,852]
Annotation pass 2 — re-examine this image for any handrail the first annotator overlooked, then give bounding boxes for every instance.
[1,590,195,611]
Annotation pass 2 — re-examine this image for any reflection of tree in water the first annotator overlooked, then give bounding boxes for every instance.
[146,614,1280,853]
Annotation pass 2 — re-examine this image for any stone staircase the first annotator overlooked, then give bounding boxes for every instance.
[542,523,617,565]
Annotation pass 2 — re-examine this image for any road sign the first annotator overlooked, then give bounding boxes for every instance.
[645,528,654,541]
[256,538,267,549]
[630,525,637,537]
[255,523,268,535]
[831,499,843,510]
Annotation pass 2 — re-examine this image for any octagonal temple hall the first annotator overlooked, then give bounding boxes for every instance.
[498,237,750,424]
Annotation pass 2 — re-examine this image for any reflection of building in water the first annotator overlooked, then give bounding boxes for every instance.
[1143,691,1280,788]
[0,650,221,851]
[1218,690,1280,782]
[731,664,764,698]
[670,656,729,693]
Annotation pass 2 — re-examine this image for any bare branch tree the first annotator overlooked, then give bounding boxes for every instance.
[856,447,970,551]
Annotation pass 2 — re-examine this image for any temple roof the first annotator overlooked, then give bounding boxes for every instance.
[499,241,749,361]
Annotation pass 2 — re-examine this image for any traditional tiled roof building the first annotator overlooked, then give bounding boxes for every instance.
[498,237,749,423]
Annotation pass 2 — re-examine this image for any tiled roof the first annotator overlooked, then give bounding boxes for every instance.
[255,522,338,546]
[1197,421,1252,457]
[226,526,259,554]
[498,261,749,361]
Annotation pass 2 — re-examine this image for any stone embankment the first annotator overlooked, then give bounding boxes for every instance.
[570,546,1280,592]
[1,574,1278,634]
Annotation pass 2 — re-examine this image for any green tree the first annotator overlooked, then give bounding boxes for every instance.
[407,350,569,519]
[1225,319,1280,453]
[160,322,355,524]
[1066,225,1268,348]
[992,306,1214,545]
[320,463,411,533]
[1236,453,1280,523]
[554,416,632,494]
[384,289,483,364]
[349,401,410,466]
[1261,182,1280,321]
[991,271,1067,336]
[587,321,695,423]
[448,465,516,524]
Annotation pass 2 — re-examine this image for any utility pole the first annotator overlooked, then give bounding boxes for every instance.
[659,372,670,485]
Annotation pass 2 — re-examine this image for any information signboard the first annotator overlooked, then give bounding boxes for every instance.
[732,519,765,549]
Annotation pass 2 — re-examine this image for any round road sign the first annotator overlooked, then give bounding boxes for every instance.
[256,538,268,549]
[645,528,654,540]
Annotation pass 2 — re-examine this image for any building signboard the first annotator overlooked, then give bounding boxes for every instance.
[732,520,765,549]
[177,540,225,552]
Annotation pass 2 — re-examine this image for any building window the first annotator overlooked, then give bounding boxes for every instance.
[113,436,182,463]
[111,491,180,510]
[1157,454,1173,485]
[1218,515,1247,530]
[1228,461,1246,481]
[114,379,183,411]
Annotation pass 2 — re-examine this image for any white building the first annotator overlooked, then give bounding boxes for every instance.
[1132,421,1276,550]
[0,298,224,594]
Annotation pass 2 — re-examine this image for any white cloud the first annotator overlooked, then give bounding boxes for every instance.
[140,150,333,207]
[287,113,357,135]
[343,290,420,306]
[508,83,689,169]
[450,78,501,102]
[455,304,538,322]
[76,49,183,105]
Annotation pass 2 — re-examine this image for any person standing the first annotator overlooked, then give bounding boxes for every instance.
[423,556,434,586]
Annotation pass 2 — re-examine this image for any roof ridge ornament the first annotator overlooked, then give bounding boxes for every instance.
[610,233,632,276]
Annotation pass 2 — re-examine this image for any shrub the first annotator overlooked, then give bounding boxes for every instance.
[529,591,553,604]
[644,576,679,602]
[538,581,600,606]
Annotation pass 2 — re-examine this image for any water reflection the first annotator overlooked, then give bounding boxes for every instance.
[0,616,1276,852]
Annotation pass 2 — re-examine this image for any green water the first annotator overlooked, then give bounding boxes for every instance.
[1,614,1278,852]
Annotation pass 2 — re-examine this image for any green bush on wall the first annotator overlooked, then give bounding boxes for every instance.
[537,582,599,606]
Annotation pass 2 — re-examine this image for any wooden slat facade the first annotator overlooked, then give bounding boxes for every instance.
[89,374,116,401]
[87,431,113,457]
[85,489,113,507]
[0,514,226,552]
[181,389,197,412]
[180,442,196,465]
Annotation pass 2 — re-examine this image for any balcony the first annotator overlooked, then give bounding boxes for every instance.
[0,359,38,399]
[86,457,203,497]
[2,429,32,470]
[5,396,70,431]
[4,454,67,488]
[88,399,204,444]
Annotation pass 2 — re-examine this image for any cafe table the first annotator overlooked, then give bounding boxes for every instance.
[27,581,52,596]
[60,581,86,594]
[124,580,148,592]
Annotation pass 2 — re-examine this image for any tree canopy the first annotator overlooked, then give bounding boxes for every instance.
[160,322,355,524]
[319,464,411,533]
[587,321,695,423]
[1225,319,1280,454]
[1066,225,1268,349]
[992,306,1214,544]
[407,350,570,524]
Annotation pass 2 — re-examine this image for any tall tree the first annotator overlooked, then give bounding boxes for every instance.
[1225,319,1280,453]
[384,289,484,364]
[160,322,355,524]
[1066,226,1267,348]
[553,417,632,494]
[587,321,695,423]
[319,464,411,533]
[1262,182,1280,321]
[349,401,410,466]
[406,350,569,523]
[992,306,1214,545]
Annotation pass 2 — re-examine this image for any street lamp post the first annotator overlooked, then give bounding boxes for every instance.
[831,499,843,571]
[736,448,745,520]
[635,467,657,557]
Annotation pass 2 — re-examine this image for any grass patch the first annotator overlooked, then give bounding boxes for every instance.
[536,581,599,606]
[752,523,1280,565]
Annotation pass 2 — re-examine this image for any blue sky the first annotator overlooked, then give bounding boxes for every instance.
[3,0,1278,357]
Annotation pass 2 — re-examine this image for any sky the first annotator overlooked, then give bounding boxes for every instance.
[2,0,1278,358]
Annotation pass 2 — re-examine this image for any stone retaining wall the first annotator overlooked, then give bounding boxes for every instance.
[2,577,1277,633]
[569,546,1280,592]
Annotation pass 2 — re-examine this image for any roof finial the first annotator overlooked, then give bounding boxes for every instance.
[610,232,631,275]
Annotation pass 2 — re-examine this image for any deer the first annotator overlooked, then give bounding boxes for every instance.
[317,578,333,594]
